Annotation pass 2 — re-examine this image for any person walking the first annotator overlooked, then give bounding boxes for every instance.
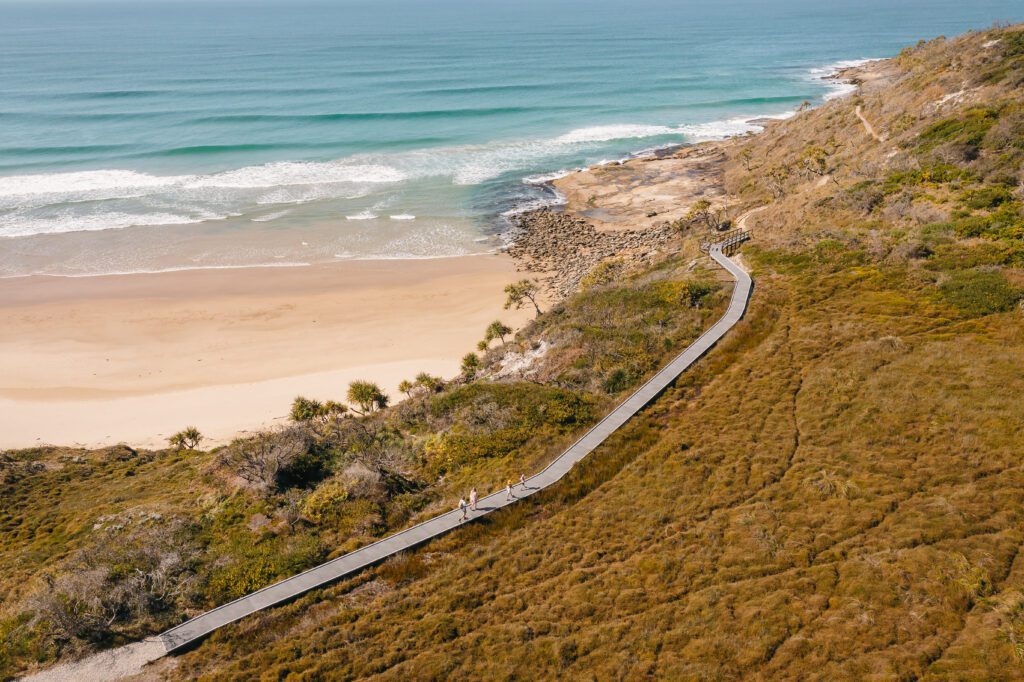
[469,487,478,511]
[519,473,526,489]
[458,497,468,522]
[506,480,514,502]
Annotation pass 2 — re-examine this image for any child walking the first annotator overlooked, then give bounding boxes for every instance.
[458,497,468,521]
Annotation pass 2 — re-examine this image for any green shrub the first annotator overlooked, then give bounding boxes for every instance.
[205,534,323,603]
[424,383,596,475]
[580,259,625,289]
[917,108,999,151]
[961,186,1014,210]
[950,202,1024,240]
[168,426,203,451]
[602,368,635,394]
[939,269,1020,315]
[301,480,349,524]
[982,31,1024,84]
[882,164,973,194]
[927,241,1019,270]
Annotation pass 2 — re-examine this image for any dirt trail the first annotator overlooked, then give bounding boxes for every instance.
[21,640,166,682]
[855,105,884,142]
[736,205,769,230]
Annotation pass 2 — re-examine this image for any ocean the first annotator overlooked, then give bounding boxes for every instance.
[0,0,1021,277]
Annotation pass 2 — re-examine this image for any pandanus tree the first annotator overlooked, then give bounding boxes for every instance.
[347,380,389,415]
[485,320,512,345]
[290,396,347,425]
[504,280,542,317]
[168,426,203,451]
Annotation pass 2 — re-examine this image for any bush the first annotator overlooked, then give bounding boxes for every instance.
[917,108,999,152]
[26,519,200,648]
[219,427,314,494]
[580,259,625,289]
[602,368,635,394]
[683,281,716,308]
[939,269,1020,315]
[926,241,1019,270]
[290,396,347,425]
[881,164,973,194]
[301,480,350,524]
[948,202,1024,241]
[414,372,445,393]
[204,534,324,603]
[460,353,480,378]
[961,186,1014,210]
[347,381,389,414]
[423,383,596,475]
[168,426,203,451]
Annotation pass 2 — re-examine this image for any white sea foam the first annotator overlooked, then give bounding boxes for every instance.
[1,110,797,239]
[185,162,405,189]
[810,58,879,100]
[0,163,402,201]
[680,116,767,139]
[500,189,567,219]
[0,169,182,199]
[522,169,576,185]
[0,210,219,238]
[250,210,290,222]
[554,124,679,144]
[345,211,378,220]
[0,159,407,236]
[1,261,314,279]
[255,186,368,206]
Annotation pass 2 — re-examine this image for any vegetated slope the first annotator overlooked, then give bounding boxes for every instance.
[0,237,727,677]
[159,26,1024,680]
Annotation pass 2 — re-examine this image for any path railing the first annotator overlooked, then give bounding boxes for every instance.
[151,238,754,654]
[700,228,750,255]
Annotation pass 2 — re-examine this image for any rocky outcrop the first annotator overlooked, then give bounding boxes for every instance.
[507,210,675,299]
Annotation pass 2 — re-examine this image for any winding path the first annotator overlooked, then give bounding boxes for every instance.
[855,105,884,142]
[24,242,752,680]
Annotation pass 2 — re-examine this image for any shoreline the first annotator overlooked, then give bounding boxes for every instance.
[0,58,871,451]
[0,250,498,282]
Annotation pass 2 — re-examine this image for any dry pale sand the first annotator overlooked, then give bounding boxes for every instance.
[0,255,529,449]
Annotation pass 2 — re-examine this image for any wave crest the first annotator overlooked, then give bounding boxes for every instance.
[1,111,793,237]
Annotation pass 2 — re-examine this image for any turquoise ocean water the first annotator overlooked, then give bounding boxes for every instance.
[0,0,1021,276]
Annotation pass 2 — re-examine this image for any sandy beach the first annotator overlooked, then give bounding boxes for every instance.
[0,255,529,449]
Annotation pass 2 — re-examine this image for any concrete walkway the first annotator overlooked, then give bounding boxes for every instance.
[24,242,752,680]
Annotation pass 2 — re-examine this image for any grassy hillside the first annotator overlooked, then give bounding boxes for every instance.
[3,24,1024,681]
